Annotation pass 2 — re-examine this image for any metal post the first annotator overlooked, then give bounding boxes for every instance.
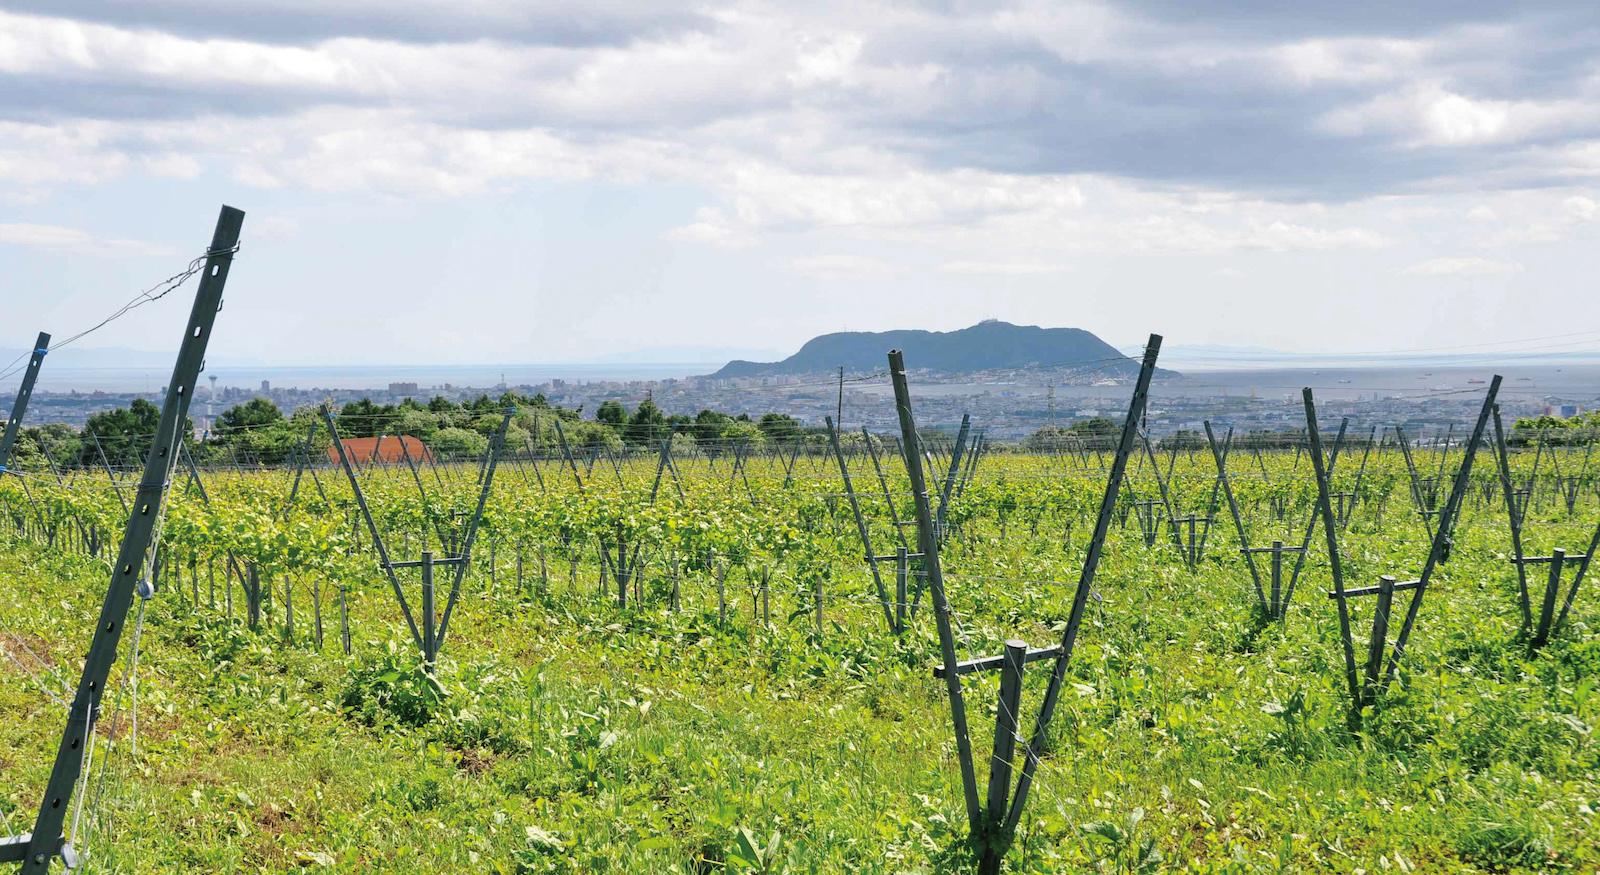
[321,404,426,655]
[827,415,895,631]
[895,547,908,636]
[0,331,50,473]
[936,414,971,539]
[1207,422,1265,612]
[12,206,242,873]
[433,411,512,651]
[978,641,1026,875]
[1382,377,1501,689]
[1006,335,1162,836]
[339,584,351,655]
[1270,540,1284,620]
[421,551,436,663]
[1365,575,1395,704]
[1534,549,1565,647]
[1304,389,1361,711]
[888,348,982,835]
[1491,406,1534,628]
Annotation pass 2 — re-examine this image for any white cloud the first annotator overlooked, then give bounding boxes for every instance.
[666,218,756,248]
[1465,204,1497,221]
[1317,83,1593,148]
[1400,256,1524,276]
[0,222,177,256]
[786,254,899,281]
[1273,36,1428,86]
[937,261,1074,275]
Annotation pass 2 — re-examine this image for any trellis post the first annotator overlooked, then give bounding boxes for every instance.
[7,206,243,872]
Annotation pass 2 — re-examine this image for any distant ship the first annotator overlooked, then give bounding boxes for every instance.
[1338,379,1352,384]
[1467,378,1486,384]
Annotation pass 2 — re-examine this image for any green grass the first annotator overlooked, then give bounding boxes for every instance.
[1,451,1598,873]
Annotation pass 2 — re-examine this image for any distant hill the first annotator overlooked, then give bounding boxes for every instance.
[708,321,1177,381]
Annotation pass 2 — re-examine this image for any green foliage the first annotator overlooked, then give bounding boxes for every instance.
[340,642,448,728]
[434,426,489,458]
[4,441,1600,873]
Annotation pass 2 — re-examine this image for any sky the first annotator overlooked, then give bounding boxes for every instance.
[1,1,1598,368]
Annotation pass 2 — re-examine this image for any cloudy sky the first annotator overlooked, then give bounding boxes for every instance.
[1,1,1598,367]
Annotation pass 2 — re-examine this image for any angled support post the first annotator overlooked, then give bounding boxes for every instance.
[1382,377,1500,690]
[1005,335,1162,838]
[888,348,981,837]
[1279,419,1347,615]
[1305,389,1363,713]
[89,432,130,517]
[281,421,319,521]
[1491,406,1534,629]
[553,418,584,489]
[1207,421,1267,612]
[827,415,895,632]
[13,207,241,873]
[935,414,971,540]
[0,331,50,475]
[434,410,512,651]
[321,403,426,655]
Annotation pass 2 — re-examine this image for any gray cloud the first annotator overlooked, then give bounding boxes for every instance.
[0,0,713,47]
[0,0,1597,203]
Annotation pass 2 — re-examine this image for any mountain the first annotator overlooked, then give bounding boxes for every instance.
[708,321,1177,380]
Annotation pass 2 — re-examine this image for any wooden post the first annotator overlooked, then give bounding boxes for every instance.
[1364,575,1395,705]
[1535,549,1565,647]
[979,641,1026,875]
[1305,390,1361,711]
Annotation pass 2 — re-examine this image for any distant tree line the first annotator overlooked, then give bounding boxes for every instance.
[1,391,842,471]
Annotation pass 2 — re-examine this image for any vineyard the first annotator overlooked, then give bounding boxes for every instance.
[1,210,1597,873]
[3,395,1599,872]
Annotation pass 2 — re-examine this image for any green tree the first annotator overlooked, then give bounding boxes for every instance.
[693,409,731,444]
[757,412,800,442]
[215,398,284,439]
[395,408,441,441]
[432,426,488,459]
[596,401,627,430]
[338,398,399,439]
[625,397,668,446]
[82,398,164,466]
